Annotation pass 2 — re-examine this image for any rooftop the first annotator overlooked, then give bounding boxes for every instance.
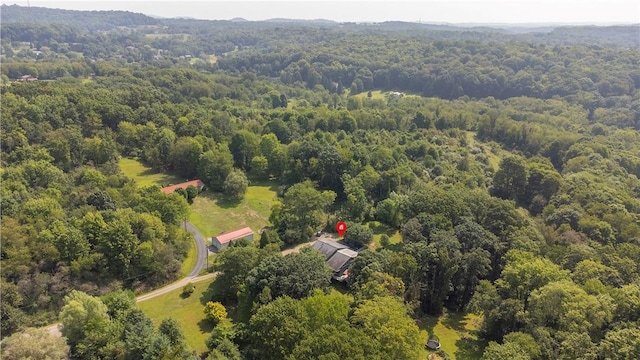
[312,239,349,259]
[160,179,205,194]
[214,227,253,244]
[326,248,358,273]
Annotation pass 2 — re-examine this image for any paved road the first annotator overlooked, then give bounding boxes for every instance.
[281,240,315,255]
[135,272,218,302]
[46,229,317,338]
[47,221,211,337]
[182,221,209,277]
[46,272,218,337]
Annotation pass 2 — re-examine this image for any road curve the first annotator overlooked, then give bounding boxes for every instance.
[182,220,209,276]
[47,221,212,337]
[46,228,315,338]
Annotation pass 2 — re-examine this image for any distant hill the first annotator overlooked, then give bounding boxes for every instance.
[1,5,638,48]
[541,25,640,47]
[264,18,337,25]
[0,4,159,31]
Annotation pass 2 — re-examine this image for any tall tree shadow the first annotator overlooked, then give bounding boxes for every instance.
[455,337,486,360]
[441,313,486,360]
[197,318,215,333]
[214,195,242,209]
[441,312,467,331]
[416,315,439,339]
[200,277,226,305]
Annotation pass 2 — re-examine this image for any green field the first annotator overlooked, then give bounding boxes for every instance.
[188,182,277,239]
[138,280,214,354]
[418,312,484,360]
[352,89,421,100]
[119,157,277,264]
[119,158,186,187]
[366,221,402,250]
[353,89,387,100]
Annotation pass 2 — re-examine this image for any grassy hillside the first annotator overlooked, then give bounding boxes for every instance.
[138,280,214,354]
[188,182,277,239]
[119,158,186,187]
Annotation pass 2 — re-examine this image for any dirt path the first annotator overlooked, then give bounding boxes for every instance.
[280,240,315,255]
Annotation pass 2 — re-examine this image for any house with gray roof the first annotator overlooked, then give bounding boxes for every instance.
[312,239,358,282]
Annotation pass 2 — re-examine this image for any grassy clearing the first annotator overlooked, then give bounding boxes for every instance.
[188,181,277,238]
[366,221,402,250]
[352,89,386,100]
[118,157,276,265]
[352,89,422,101]
[138,280,214,354]
[417,312,485,360]
[119,158,197,273]
[180,240,197,276]
[118,158,186,187]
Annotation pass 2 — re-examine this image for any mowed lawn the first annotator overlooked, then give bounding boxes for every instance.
[180,240,197,276]
[118,157,276,270]
[188,182,277,239]
[366,221,402,250]
[138,280,214,354]
[418,312,485,360]
[119,158,186,187]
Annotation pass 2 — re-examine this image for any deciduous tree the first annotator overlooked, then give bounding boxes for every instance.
[223,169,249,199]
[203,301,228,325]
[0,327,70,360]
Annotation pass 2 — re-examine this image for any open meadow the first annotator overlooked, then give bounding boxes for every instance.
[188,182,277,239]
[119,157,277,240]
[119,157,186,187]
[418,312,484,360]
[137,280,214,354]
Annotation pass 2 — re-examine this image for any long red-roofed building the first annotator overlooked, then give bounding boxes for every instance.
[160,180,205,194]
[211,227,254,250]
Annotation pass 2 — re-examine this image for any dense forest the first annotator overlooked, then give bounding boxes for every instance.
[1,5,639,360]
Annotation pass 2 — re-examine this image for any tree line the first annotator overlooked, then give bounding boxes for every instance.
[1,10,639,359]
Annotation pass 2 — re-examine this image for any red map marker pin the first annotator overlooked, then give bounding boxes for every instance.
[336,221,347,237]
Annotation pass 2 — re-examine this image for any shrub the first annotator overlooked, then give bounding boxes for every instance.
[182,283,195,297]
[204,301,228,325]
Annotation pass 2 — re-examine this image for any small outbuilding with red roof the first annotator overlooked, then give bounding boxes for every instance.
[211,227,254,250]
[160,180,205,194]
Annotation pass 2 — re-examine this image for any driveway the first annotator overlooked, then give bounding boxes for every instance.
[182,221,210,276]
[45,227,320,338]
[47,221,211,337]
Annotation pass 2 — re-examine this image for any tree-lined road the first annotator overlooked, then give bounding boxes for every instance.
[47,221,211,337]
[47,223,319,337]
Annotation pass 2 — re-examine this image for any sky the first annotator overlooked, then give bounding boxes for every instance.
[2,0,640,24]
